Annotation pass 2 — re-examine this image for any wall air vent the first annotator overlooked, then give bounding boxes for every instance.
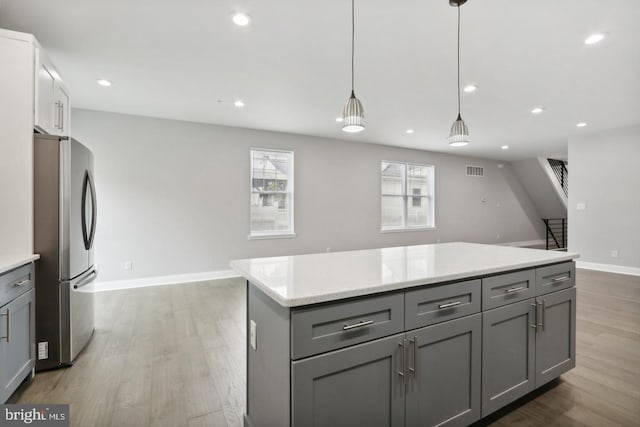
[466,165,484,177]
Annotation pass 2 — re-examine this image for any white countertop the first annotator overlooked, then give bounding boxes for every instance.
[0,254,40,275]
[230,242,579,307]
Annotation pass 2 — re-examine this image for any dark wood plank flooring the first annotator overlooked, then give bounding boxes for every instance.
[9,269,640,426]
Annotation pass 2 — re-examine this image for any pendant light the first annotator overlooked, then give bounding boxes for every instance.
[342,0,364,133]
[448,0,469,146]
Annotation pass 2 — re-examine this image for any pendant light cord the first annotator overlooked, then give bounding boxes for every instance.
[457,5,461,117]
[351,0,355,93]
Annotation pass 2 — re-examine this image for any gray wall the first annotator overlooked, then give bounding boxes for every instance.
[511,157,567,219]
[72,109,543,283]
[568,124,640,269]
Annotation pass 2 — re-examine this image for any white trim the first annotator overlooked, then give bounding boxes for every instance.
[576,261,640,277]
[380,227,436,233]
[248,232,296,240]
[499,239,546,248]
[86,269,240,292]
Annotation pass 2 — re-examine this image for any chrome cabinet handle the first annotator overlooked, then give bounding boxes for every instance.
[409,336,418,379]
[398,339,407,385]
[505,286,525,293]
[551,276,570,283]
[342,319,373,331]
[530,303,537,329]
[14,278,29,287]
[536,300,544,329]
[1,309,9,342]
[438,301,461,309]
[540,299,546,330]
[60,102,64,131]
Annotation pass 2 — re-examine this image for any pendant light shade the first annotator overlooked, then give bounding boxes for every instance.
[342,0,364,133]
[343,90,364,133]
[448,0,469,146]
[448,114,469,146]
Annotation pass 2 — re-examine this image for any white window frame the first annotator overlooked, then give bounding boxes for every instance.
[249,148,295,239]
[380,161,435,232]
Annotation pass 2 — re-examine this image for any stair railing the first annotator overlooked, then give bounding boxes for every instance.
[548,159,568,197]
[542,218,567,251]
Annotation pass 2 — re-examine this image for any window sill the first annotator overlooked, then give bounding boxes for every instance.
[248,232,297,240]
[380,226,436,234]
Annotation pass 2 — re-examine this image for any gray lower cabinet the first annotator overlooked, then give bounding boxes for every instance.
[292,333,405,427]
[481,299,536,416]
[535,287,576,386]
[1,288,35,403]
[291,315,482,427]
[481,287,576,416]
[406,314,481,427]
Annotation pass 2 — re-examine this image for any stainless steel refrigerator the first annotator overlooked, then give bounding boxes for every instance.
[34,133,97,370]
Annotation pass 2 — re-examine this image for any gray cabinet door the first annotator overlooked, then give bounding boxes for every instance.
[535,287,576,386]
[405,314,481,427]
[0,289,35,403]
[481,299,536,417]
[292,333,405,427]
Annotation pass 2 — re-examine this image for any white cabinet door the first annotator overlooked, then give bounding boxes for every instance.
[35,49,56,134]
[34,47,71,137]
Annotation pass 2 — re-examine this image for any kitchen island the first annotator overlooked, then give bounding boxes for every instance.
[231,242,579,427]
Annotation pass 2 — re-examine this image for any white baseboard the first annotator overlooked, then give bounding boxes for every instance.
[86,269,241,292]
[499,239,546,248]
[576,261,640,277]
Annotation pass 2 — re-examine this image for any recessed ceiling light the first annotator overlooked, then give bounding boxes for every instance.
[463,85,477,93]
[501,145,509,150]
[406,129,415,134]
[96,79,112,87]
[576,122,587,127]
[234,100,245,108]
[335,117,344,122]
[232,13,251,27]
[584,33,605,45]
[531,107,544,114]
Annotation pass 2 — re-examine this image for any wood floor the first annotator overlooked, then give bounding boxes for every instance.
[9,269,640,426]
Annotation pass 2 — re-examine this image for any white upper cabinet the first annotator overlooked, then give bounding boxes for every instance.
[34,46,70,137]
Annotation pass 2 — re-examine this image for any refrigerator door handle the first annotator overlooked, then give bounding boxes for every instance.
[73,268,98,290]
[81,170,97,250]
[87,170,97,250]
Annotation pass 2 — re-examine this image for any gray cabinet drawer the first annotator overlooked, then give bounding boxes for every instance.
[0,264,34,307]
[291,293,404,360]
[405,279,481,330]
[536,262,575,296]
[482,269,535,310]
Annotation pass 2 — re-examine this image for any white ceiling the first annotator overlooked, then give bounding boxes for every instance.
[1,0,639,161]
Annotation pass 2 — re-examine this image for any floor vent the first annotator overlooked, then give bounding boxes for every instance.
[466,165,484,177]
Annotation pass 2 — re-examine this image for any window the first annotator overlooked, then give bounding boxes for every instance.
[381,161,434,230]
[250,149,294,237]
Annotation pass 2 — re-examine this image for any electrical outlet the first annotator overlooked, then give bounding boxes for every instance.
[124,261,132,271]
[496,201,501,207]
[497,233,501,240]
[250,320,257,350]
[326,248,331,253]
[611,250,618,258]
[38,342,49,360]
[576,203,586,210]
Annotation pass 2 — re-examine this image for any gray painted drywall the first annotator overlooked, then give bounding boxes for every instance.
[511,158,567,219]
[71,108,543,282]
[568,124,640,268]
